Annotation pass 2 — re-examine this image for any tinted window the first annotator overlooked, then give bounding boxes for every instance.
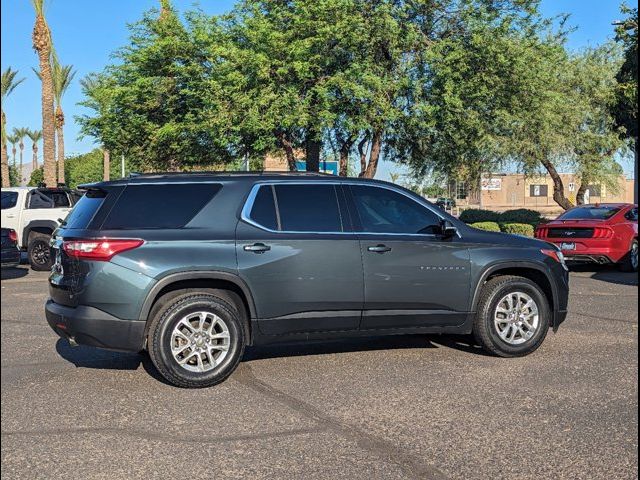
[1,192,18,210]
[28,190,54,209]
[42,191,70,207]
[625,208,638,222]
[63,189,107,229]
[274,184,342,232]
[351,185,442,234]
[249,185,278,230]
[560,206,621,220]
[102,183,221,230]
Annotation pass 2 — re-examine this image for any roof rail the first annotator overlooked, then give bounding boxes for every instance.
[124,170,335,178]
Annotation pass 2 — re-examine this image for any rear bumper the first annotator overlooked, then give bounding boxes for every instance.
[547,241,627,263]
[45,300,146,352]
[1,247,21,267]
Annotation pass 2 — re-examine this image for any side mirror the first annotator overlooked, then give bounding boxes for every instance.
[441,220,458,238]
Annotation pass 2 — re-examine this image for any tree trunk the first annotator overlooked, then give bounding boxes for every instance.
[33,14,56,187]
[56,106,65,184]
[19,144,24,185]
[359,129,382,179]
[275,131,297,171]
[0,141,9,188]
[576,182,588,205]
[357,135,369,174]
[338,135,354,177]
[540,157,574,210]
[32,145,38,171]
[305,135,321,173]
[103,148,110,181]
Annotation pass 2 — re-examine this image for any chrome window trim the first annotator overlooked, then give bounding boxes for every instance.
[240,180,459,238]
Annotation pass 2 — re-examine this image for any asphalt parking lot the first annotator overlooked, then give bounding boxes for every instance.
[1,266,637,480]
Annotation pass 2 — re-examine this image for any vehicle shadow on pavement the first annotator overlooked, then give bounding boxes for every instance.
[243,333,492,362]
[1,267,29,280]
[568,264,638,286]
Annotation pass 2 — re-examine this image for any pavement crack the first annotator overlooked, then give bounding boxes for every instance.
[1,426,322,445]
[233,363,448,480]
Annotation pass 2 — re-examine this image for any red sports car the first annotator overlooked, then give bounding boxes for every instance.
[535,203,638,272]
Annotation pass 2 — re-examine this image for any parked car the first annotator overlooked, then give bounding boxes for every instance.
[1,228,20,268]
[535,203,638,272]
[1,186,82,270]
[46,173,569,388]
[435,197,456,210]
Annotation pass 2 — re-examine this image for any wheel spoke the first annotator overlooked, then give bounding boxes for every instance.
[209,342,229,352]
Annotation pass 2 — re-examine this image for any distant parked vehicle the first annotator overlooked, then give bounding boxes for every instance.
[435,197,456,210]
[535,203,638,272]
[1,228,20,268]
[1,186,82,271]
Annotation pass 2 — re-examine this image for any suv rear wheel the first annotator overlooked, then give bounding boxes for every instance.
[28,233,53,271]
[473,275,550,357]
[147,293,245,388]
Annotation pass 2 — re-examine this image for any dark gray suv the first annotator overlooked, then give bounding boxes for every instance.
[46,173,569,388]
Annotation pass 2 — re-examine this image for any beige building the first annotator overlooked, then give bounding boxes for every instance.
[454,173,635,215]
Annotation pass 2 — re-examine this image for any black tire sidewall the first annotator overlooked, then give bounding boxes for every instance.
[151,295,244,387]
[481,280,550,356]
[28,235,53,271]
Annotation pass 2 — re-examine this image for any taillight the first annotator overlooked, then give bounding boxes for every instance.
[8,229,17,242]
[535,227,548,238]
[592,227,613,239]
[541,248,568,271]
[63,239,144,261]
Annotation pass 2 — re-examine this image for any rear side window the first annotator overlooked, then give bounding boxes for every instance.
[102,184,221,230]
[1,192,18,210]
[63,189,107,229]
[274,184,342,232]
[248,185,278,231]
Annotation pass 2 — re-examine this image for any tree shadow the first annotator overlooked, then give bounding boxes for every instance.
[1,267,29,280]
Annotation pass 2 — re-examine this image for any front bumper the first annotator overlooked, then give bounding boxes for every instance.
[45,300,146,352]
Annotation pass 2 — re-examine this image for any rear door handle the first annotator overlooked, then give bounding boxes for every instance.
[243,243,271,253]
[367,244,392,253]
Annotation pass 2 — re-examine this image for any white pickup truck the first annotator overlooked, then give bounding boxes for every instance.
[1,187,81,270]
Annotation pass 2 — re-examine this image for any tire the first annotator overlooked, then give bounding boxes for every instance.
[28,233,53,271]
[147,293,245,388]
[473,275,550,358]
[618,239,638,273]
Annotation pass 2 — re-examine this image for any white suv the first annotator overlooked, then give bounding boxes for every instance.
[1,187,81,270]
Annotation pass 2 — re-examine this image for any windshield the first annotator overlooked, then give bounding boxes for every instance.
[559,206,621,220]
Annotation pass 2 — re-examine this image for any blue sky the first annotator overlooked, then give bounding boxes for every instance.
[1,0,636,179]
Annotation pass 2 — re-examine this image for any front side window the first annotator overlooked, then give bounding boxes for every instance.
[1,191,18,210]
[274,184,342,232]
[625,208,638,222]
[248,185,278,231]
[350,185,442,234]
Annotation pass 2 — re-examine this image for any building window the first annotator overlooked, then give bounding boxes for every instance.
[587,185,601,197]
[456,181,467,200]
[529,185,548,197]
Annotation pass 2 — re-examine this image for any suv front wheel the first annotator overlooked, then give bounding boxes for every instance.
[473,275,550,357]
[147,293,245,388]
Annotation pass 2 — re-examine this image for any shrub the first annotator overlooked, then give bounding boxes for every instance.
[459,208,501,224]
[501,223,535,237]
[499,209,543,227]
[470,221,502,232]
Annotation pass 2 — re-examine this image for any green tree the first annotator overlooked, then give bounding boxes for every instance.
[27,129,42,171]
[63,148,122,188]
[1,68,25,187]
[611,5,638,202]
[6,132,19,167]
[28,166,43,187]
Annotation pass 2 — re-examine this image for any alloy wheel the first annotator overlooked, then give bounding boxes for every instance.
[494,291,539,345]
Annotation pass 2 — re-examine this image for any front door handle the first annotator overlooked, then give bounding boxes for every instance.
[243,243,271,253]
[367,244,392,253]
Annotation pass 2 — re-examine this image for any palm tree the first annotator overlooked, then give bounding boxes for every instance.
[12,127,29,185]
[27,129,43,172]
[1,68,25,187]
[7,133,19,167]
[35,55,75,184]
[31,0,56,187]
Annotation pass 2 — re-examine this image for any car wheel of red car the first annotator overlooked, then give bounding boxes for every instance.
[619,239,638,273]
